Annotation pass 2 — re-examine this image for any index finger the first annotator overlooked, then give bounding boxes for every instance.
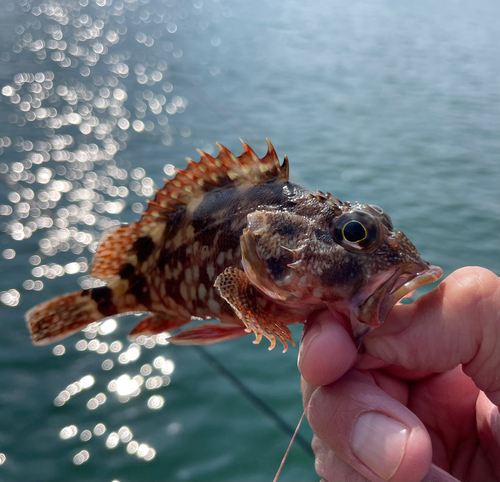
[298,309,358,387]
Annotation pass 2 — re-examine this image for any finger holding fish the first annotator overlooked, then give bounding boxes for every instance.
[299,267,500,482]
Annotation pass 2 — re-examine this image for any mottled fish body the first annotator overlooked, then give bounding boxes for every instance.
[26,140,442,351]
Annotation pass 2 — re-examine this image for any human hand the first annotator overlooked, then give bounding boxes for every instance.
[298,267,500,482]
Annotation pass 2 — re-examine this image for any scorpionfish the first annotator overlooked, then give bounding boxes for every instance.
[26,140,443,351]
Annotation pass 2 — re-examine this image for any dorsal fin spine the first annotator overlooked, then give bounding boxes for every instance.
[281,155,289,180]
[266,138,281,172]
[175,169,199,186]
[242,142,261,166]
[217,143,240,165]
[197,149,214,162]
[143,140,288,221]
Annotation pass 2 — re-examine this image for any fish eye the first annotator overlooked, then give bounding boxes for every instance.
[331,211,380,253]
[342,220,367,242]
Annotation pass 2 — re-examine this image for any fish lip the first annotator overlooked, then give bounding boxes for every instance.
[355,263,443,327]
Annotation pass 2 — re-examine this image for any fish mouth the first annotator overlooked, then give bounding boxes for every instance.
[354,262,443,327]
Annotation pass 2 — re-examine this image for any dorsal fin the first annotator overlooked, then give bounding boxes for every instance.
[90,140,287,280]
[143,139,288,220]
[90,223,143,279]
[90,220,163,280]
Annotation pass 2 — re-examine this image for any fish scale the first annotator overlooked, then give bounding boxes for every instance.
[26,140,442,351]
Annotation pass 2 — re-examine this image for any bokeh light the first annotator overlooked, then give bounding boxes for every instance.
[0,0,247,475]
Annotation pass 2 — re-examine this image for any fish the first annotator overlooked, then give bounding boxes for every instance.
[26,139,443,351]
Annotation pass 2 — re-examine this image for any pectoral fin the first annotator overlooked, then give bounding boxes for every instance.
[214,266,295,352]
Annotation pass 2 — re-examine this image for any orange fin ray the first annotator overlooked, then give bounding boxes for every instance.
[90,223,141,279]
[167,323,249,346]
[90,220,163,280]
[143,139,288,220]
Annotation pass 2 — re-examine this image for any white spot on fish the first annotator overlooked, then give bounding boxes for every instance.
[216,252,225,265]
[208,298,221,313]
[201,245,211,261]
[313,286,324,298]
[180,282,189,302]
[165,296,175,308]
[175,261,182,280]
[185,268,192,284]
[198,284,207,301]
[149,223,165,244]
[159,284,166,298]
[206,264,215,280]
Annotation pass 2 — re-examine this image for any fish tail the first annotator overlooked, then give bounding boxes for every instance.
[26,286,120,346]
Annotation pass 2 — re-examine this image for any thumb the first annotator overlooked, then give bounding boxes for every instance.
[365,267,500,405]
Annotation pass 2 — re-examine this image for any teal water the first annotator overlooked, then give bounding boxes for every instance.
[0,0,499,481]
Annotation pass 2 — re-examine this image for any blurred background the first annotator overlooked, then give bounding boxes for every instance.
[0,0,498,480]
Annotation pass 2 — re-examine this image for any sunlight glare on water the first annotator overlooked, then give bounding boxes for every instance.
[0,0,217,314]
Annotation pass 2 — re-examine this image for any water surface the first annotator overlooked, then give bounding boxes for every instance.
[0,0,499,480]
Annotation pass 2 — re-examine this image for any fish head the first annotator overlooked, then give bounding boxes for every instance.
[240,200,442,333]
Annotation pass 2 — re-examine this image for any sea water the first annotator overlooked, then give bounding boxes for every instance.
[0,0,498,480]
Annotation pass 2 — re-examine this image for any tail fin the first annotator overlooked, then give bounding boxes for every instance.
[26,288,112,346]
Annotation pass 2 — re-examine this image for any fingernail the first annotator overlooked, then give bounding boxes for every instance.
[298,321,322,370]
[351,412,408,481]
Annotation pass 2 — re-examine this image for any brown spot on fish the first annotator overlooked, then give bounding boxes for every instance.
[320,261,363,286]
[276,222,298,237]
[315,229,334,244]
[90,286,117,317]
[127,277,151,308]
[192,188,242,232]
[119,263,135,279]
[193,265,200,282]
[133,236,155,263]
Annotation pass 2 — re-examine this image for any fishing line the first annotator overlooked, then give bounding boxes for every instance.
[192,345,314,459]
[273,398,310,482]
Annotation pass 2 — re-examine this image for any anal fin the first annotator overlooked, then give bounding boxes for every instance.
[128,314,190,338]
[167,323,248,345]
[214,267,296,352]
